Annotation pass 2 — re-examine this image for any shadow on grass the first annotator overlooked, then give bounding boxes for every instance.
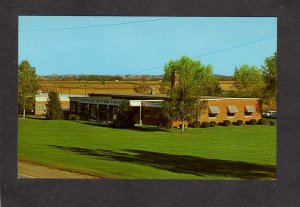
[79,121,171,133]
[48,145,276,179]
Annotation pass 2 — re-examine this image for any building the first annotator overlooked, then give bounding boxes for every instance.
[34,93,85,115]
[69,93,262,127]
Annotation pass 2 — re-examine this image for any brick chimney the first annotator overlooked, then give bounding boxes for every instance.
[171,70,179,88]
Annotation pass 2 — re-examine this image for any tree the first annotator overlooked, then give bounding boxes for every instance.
[162,56,207,133]
[45,91,64,120]
[233,65,265,97]
[262,52,277,110]
[160,56,221,96]
[18,60,40,118]
[114,100,135,128]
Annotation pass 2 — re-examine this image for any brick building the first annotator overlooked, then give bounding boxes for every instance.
[69,93,262,127]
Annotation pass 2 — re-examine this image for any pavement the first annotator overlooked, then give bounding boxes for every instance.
[18,161,99,179]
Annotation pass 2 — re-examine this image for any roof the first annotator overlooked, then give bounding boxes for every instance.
[88,93,168,100]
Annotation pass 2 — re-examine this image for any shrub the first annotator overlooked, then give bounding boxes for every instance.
[189,121,201,128]
[270,120,276,126]
[223,120,231,126]
[236,120,243,126]
[210,121,217,127]
[160,110,172,128]
[113,100,135,128]
[73,115,80,120]
[249,119,257,125]
[202,121,210,128]
[258,118,267,125]
[68,114,76,120]
[68,114,79,120]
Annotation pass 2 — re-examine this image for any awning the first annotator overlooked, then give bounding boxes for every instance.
[227,105,238,113]
[208,106,220,114]
[245,105,256,112]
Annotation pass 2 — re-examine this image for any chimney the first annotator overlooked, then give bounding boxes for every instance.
[150,85,155,95]
[171,70,179,88]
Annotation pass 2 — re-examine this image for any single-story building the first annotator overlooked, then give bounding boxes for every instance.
[34,93,85,115]
[69,93,262,127]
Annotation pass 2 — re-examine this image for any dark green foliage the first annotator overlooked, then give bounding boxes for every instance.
[210,121,217,127]
[270,120,276,126]
[249,119,257,125]
[68,114,80,121]
[45,91,64,120]
[236,120,244,126]
[258,118,267,125]
[223,120,231,126]
[202,122,210,128]
[189,121,201,128]
[160,110,173,128]
[18,60,40,118]
[262,52,277,109]
[68,114,76,120]
[114,100,135,128]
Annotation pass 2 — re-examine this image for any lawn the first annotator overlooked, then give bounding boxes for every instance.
[18,118,276,179]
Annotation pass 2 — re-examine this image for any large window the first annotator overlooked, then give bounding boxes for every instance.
[208,106,220,118]
[227,105,238,117]
[244,105,255,116]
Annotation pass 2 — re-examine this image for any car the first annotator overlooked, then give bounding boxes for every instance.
[262,111,277,119]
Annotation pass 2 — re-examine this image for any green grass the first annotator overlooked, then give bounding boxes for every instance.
[18,119,276,179]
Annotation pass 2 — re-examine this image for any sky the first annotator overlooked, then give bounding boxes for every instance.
[18,16,277,76]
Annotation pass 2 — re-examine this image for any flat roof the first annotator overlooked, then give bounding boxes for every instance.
[87,93,261,100]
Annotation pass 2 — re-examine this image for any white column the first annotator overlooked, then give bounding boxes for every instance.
[139,103,142,125]
[96,104,99,122]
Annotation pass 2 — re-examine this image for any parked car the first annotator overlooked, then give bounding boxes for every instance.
[262,111,277,119]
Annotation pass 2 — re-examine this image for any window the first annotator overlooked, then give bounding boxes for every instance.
[227,105,238,117]
[244,112,252,116]
[244,105,255,116]
[227,112,235,117]
[209,113,217,117]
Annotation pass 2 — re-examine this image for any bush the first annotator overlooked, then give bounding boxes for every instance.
[68,114,76,120]
[114,101,135,128]
[236,120,243,126]
[210,121,217,127]
[202,121,210,128]
[270,120,276,126]
[258,118,267,125]
[73,115,80,120]
[249,119,257,125]
[160,110,173,128]
[189,121,201,128]
[68,114,79,120]
[223,120,231,126]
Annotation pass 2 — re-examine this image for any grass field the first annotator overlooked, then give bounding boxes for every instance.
[38,80,235,95]
[18,118,276,179]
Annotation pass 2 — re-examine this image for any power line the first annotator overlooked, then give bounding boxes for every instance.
[130,35,277,75]
[19,17,178,32]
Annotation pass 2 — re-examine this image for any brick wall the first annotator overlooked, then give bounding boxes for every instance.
[200,98,262,124]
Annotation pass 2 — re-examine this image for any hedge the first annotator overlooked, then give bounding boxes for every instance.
[202,122,210,128]
[223,120,231,126]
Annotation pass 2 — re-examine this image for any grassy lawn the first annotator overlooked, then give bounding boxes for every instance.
[18,118,276,179]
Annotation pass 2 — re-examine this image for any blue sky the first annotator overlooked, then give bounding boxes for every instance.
[19,16,277,76]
